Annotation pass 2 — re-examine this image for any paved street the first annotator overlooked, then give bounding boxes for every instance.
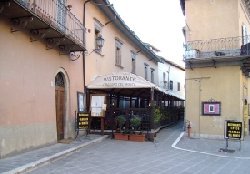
[25,123,250,174]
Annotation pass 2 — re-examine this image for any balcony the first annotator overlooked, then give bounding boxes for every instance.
[0,0,85,54]
[184,35,250,60]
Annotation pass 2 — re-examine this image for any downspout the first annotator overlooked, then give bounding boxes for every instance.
[83,0,92,111]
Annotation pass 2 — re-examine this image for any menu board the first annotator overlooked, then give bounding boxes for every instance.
[225,121,242,139]
[90,95,106,117]
[77,112,89,129]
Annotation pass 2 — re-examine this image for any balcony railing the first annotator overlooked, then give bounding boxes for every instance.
[1,0,85,52]
[184,35,250,60]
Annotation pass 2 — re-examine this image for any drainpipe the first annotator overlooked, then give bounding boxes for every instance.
[83,0,92,112]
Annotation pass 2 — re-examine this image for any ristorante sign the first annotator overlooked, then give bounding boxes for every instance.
[87,72,155,89]
[103,75,136,88]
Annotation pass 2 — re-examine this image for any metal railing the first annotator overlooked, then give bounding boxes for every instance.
[184,35,250,60]
[16,0,85,46]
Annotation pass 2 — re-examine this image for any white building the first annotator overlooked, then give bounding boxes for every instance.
[158,57,185,103]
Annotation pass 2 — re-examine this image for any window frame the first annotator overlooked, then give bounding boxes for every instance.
[169,80,173,91]
[115,38,123,67]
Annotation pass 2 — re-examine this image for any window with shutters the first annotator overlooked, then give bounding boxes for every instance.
[115,39,123,67]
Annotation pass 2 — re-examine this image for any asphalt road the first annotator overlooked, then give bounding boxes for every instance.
[27,123,250,174]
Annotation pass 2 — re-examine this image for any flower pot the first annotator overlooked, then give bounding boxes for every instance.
[129,134,145,142]
[114,133,129,141]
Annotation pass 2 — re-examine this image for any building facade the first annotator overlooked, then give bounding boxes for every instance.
[0,0,185,157]
[84,0,159,86]
[181,0,250,138]
[0,0,86,158]
[158,57,185,102]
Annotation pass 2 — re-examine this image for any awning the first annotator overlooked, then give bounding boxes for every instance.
[87,72,156,89]
[87,72,185,101]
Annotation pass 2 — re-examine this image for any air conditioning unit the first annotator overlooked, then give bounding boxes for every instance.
[185,49,199,59]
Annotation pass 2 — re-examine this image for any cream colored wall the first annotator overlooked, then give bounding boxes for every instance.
[185,0,239,41]
[238,0,250,36]
[186,66,242,138]
[84,2,158,85]
[0,16,84,157]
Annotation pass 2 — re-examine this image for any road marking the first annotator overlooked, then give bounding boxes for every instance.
[172,132,250,159]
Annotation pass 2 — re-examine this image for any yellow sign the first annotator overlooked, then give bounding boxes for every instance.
[225,121,242,139]
[77,112,89,129]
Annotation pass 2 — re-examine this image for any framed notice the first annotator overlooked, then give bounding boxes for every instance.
[90,94,106,117]
[77,92,85,112]
[202,101,221,116]
[225,121,242,140]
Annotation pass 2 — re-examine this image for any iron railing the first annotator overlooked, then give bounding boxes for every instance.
[184,35,250,60]
[16,0,85,46]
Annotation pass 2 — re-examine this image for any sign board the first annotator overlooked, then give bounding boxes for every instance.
[225,121,242,139]
[77,112,89,129]
[87,72,155,89]
[90,95,106,117]
[202,102,221,116]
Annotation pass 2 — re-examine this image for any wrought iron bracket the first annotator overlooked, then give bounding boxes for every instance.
[212,59,216,68]
[188,61,193,70]
[29,28,50,42]
[46,37,65,50]
[10,16,33,32]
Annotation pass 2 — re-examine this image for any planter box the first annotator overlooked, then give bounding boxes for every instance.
[129,134,145,142]
[114,133,129,141]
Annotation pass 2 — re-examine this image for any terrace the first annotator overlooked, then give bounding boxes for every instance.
[0,0,85,54]
[184,35,250,60]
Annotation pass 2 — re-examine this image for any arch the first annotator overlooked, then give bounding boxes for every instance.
[54,68,70,141]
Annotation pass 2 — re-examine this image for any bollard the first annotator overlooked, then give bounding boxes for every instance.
[187,121,191,138]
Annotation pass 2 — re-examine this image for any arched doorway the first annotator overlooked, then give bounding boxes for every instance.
[55,72,65,140]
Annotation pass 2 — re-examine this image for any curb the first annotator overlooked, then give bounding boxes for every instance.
[3,135,109,174]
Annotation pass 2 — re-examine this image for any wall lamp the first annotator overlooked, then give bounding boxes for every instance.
[96,35,105,50]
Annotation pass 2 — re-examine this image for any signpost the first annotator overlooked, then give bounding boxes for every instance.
[223,120,242,151]
[77,112,89,129]
[225,121,242,139]
[75,112,89,138]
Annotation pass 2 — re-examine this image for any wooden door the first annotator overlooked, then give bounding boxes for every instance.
[55,86,65,140]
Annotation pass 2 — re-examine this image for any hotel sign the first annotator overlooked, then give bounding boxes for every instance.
[225,121,242,139]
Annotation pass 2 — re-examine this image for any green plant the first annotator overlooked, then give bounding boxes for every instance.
[130,116,141,131]
[153,107,162,125]
[116,115,126,130]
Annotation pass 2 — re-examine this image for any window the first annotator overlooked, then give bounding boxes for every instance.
[150,68,155,83]
[163,72,168,89]
[115,39,122,66]
[131,51,136,74]
[177,82,180,91]
[242,24,250,45]
[144,63,149,80]
[94,19,103,52]
[169,80,173,90]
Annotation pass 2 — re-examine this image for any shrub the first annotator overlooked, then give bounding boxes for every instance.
[130,116,141,131]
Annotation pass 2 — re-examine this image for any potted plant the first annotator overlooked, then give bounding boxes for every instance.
[114,115,129,140]
[129,115,145,142]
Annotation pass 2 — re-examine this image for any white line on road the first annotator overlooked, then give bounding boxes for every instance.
[172,132,250,159]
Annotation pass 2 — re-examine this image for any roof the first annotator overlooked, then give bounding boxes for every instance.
[93,0,161,63]
[158,56,185,71]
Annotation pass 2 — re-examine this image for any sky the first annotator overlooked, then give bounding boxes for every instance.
[108,0,185,67]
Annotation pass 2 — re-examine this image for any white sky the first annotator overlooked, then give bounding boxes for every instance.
[108,0,185,66]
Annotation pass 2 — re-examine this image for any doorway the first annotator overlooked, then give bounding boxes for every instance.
[55,72,65,140]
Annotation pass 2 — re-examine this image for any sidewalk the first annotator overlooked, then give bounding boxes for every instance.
[0,134,108,174]
[174,132,250,159]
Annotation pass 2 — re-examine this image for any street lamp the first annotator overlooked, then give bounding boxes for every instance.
[96,35,105,51]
